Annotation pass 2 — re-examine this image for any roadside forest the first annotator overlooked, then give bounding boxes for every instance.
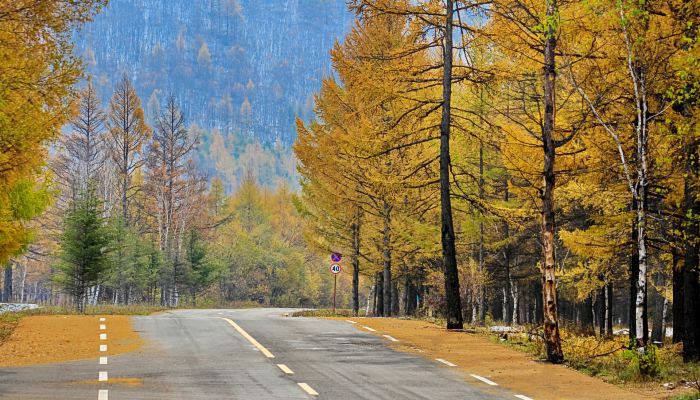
[2,0,700,377]
[294,0,700,367]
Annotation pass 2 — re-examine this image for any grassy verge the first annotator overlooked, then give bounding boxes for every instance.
[0,304,165,346]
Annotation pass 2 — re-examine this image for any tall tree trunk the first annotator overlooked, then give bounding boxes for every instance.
[651,272,666,344]
[606,282,614,336]
[3,263,12,302]
[382,201,392,317]
[476,140,485,324]
[629,202,639,343]
[352,211,361,317]
[672,247,684,343]
[598,285,606,337]
[683,142,700,361]
[376,271,384,317]
[541,0,563,362]
[439,0,463,330]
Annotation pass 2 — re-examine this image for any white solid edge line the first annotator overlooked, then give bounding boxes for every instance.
[345,320,357,324]
[382,334,399,342]
[100,333,107,340]
[363,326,376,332]
[436,358,456,367]
[99,344,107,352]
[100,324,106,330]
[98,371,108,382]
[99,317,106,322]
[221,318,275,358]
[99,356,108,365]
[470,374,498,386]
[98,389,108,400]
[277,363,294,374]
[514,395,534,400]
[298,382,319,396]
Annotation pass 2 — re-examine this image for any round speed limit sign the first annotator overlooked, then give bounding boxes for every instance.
[330,263,342,274]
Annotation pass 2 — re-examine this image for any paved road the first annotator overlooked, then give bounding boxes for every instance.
[0,308,521,399]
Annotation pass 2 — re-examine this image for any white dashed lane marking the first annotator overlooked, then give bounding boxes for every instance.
[99,317,106,322]
[98,371,108,382]
[363,326,376,332]
[100,324,106,330]
[100,333,107,340]
[382,334,399,342]
[298,382,319,396]
[99,356,108,365]
[436,358,456,367]
[98,389,108,400]
[99,344,107,352]
[345,320,357,324]
[514,395,534,400]
[470,374,498,386]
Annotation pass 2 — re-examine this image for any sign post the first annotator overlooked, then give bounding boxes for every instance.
[330,262,342,313]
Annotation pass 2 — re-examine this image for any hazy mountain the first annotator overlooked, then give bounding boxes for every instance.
[75,0,354,190]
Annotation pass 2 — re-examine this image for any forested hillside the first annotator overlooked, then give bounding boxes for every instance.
[74,0,353,190]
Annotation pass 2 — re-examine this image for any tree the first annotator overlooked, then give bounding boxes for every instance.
[55,186,112,313]
[0,0,105,264]
[146,95,200,306]
[107,73,151,225]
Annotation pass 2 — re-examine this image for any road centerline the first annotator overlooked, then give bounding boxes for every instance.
[277,363,294,374]
[221,317,275,358]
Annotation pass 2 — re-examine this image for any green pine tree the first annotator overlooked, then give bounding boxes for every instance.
[55,185,112,313]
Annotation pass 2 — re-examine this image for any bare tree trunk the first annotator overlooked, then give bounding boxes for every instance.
[439,0,463,330]
[606,282,613,336]
[351,210,361,316]
[3,263,12,302]
[683,142,700,361]
[382,201,392,317]
[672,247,684,343]
[376,271,384,317]
[541,0,563,362]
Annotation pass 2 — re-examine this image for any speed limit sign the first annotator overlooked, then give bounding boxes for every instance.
[330,263,342,274]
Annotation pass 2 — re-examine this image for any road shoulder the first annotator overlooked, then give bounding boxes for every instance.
[0,315,142,367]
[340,317,658,400]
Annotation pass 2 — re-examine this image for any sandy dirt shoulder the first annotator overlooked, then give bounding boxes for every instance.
[338,317,663,400]
[0,315,142,367]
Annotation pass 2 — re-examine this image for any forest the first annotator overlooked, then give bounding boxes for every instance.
[0,0,699,379]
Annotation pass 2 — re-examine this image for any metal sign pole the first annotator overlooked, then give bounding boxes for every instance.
[333,273,337,314]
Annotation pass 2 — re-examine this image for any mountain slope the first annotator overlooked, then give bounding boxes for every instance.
[75,0,353,189]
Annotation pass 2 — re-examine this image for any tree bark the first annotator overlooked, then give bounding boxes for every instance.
[382,201,392,317]
[629,201,639,343]
[541,0,563,362]
[672,247,684,343]
[3,263,12,302]
[376,271,384,317]
[683,142,700,361]
[606,282,613,336]
[439,0,463,330]
[351,210,361,316]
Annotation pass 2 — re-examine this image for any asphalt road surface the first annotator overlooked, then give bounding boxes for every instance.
[0,308,526,400]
